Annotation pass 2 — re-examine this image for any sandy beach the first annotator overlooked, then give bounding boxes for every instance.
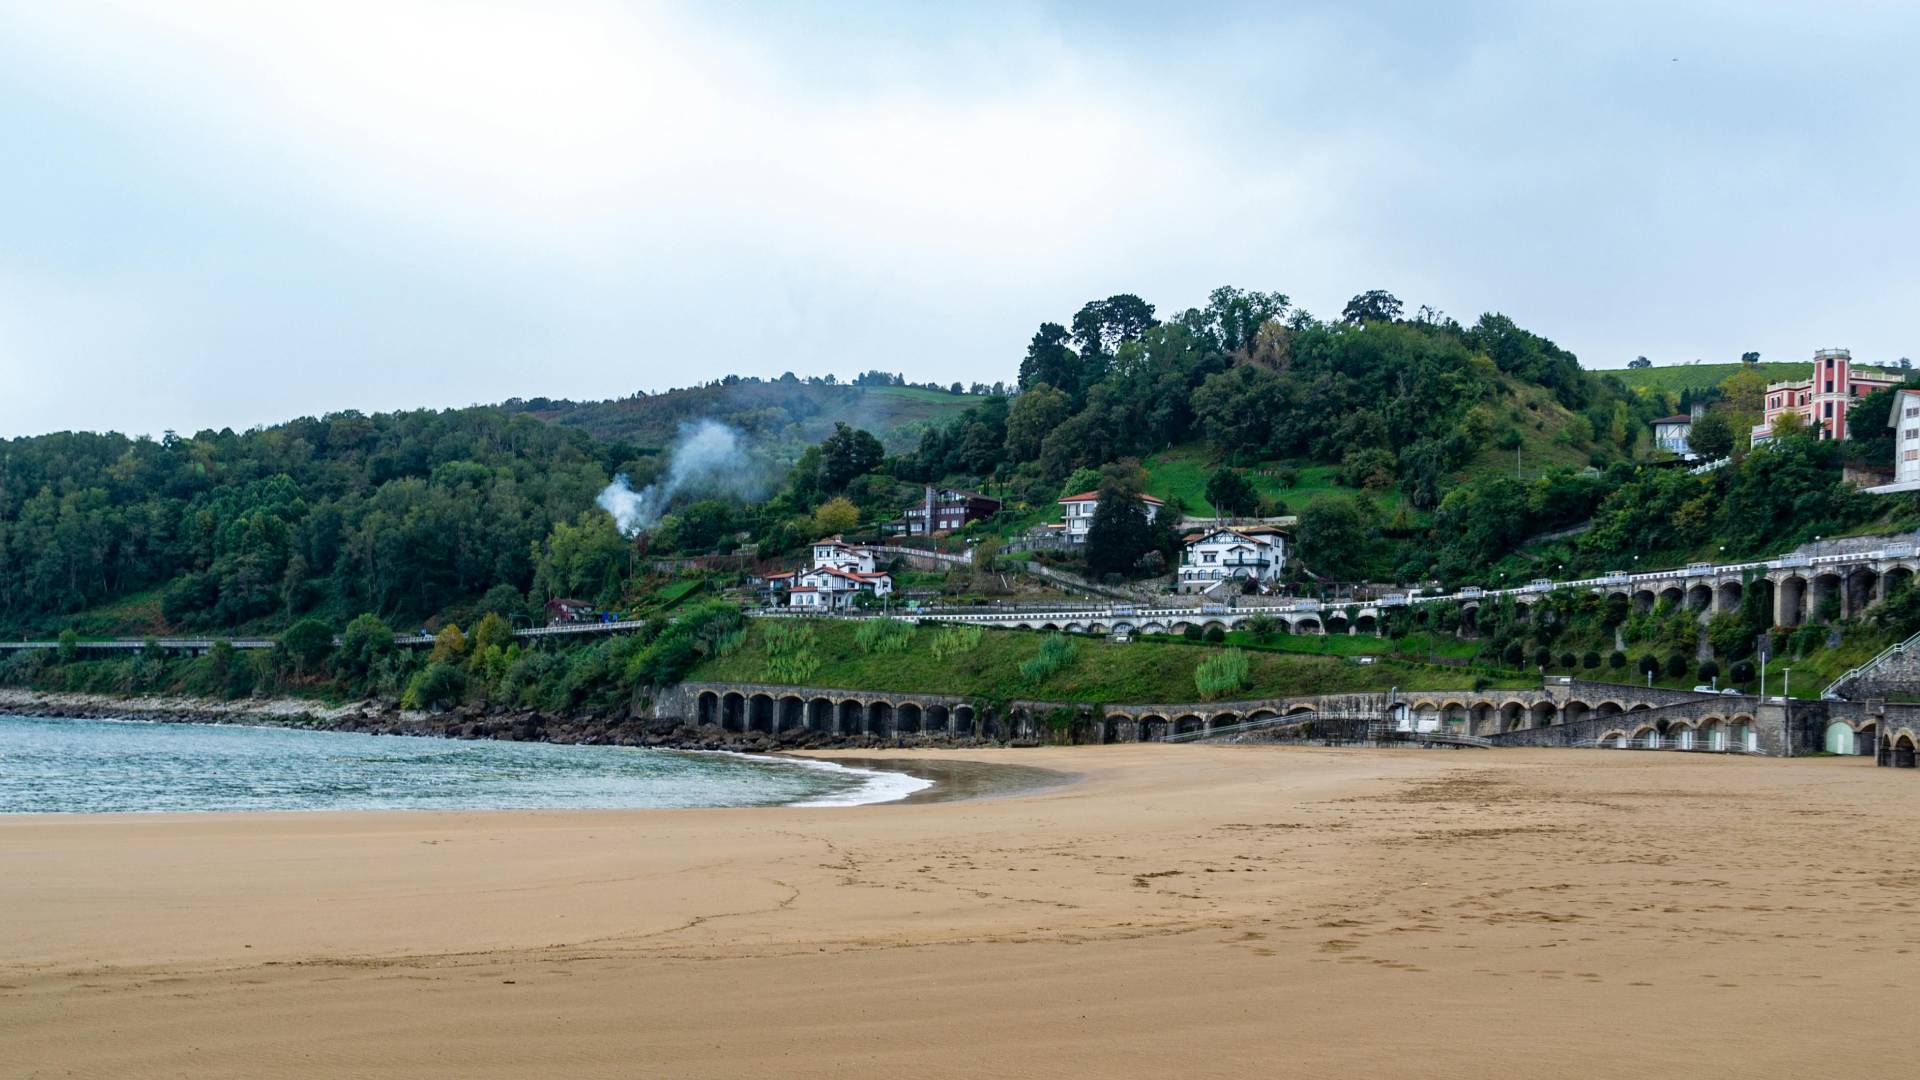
[2,745,1913,1078]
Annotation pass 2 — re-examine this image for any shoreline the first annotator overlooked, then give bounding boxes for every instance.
[0,693,1073,811]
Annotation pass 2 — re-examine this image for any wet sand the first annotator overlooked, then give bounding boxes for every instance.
[2,745,1915,1078]
[819,753,1079,803]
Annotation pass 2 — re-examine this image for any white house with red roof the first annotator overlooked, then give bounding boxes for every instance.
[775,537,893,610]
[1057,490,1162,545]
[1177,525,1287,594]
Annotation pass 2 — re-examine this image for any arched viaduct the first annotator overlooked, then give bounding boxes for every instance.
[662,679,1710,745]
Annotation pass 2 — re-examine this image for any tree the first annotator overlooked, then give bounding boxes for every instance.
[1848,382,1916,466]
[1628,356,1652,369]
[1341,290,1403,324]
[812,496,860,537]
[1070,294,1158,362]
[1003,382,1071,462]
[279,617,335,675]
[1018,322,1081,394]
[1664,653,1689,679]
[1204,469,1259,518]
[337,613,395,683]
[1084,489,1155,579]
[57,627,78,664]
[402,662,467,711]
[1688,409,1735,461]
[1740,351,1761,364]
[429,624,468,665]
[817,423,885,493]
[468,612,513,659]
[1296,497,1372,581]
[1609,650,1627,670]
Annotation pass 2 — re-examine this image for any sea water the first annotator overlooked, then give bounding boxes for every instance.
[0,714,928,813]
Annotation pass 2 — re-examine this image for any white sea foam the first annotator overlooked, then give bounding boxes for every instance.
[774,756,934,806]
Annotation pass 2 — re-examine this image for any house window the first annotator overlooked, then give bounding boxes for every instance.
[1907,450,1918,462]
[1907,429,1918,440]
[1824,403,1834,418]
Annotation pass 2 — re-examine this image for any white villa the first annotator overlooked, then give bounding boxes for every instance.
[770,537,893,610]
[1057,490,1163,545]
[1867,388,1920,495]
[1177,525,1287,594]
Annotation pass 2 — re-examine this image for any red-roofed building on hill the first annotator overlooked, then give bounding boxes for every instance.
[1057,490,1162,545]
[1752,348,1902,445]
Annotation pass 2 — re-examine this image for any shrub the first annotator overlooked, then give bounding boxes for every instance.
[57,628,79,665]
[1558,652,1576,670]
[764,620,821,683]
[280,618,336,675]
[1637,654,1659,676]
[1183,624,1203,641]
[1664,653,1689,679]
[1533,647,1552,669]
[1203,625,1226,644]
[1730,660,1756,683]
[402,662,467,711]
[1019,634,1078,684]
[428,624,468,665]
[1696,660,1720,683]
[1581,650,1601,669]
[1194,648,1251,700]
[337,614,395,685]
[1502,641,1526,666]
[1608,650,1626,670]
[929,624,983,661]
[1244,613,1278,640]
[855,617,913,655]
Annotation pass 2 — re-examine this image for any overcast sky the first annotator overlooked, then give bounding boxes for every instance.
[2,1,1915,438]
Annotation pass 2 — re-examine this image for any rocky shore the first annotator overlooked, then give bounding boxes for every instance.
[0,688,1010,753]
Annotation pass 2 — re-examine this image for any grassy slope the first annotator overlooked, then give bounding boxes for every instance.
[689,620,1529,702]
[1143,446,1416,519]
[1606,361,1810,396]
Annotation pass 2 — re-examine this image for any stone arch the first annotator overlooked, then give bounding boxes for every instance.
[1699,716,1727,751]
[1823,719,1858,756]
[1594,701,1624,718]
[1202,620,1228,634]
[807,697,834,733]
[1529,701,1557,727]
[1440,701,1469,729]
[1666,720,1696,751]
[837,698,865,736]
[1715,580,1743,612]
[1173,713,1204,736]
[1685,584,1713,612]
[1293,617,1323,635]
[1632,725,1661,749]
[1169,622,1193,636]
[1659,585,1684,609]
[950,704,975,738]
[1470,701,1497,736]
[1894,732,1918,769]
[1598,729,1630,749]
[896,702,923,735]
[1810,572,1843,620]
[697,690,720,728]
[1140,714,1170,741]
[1632,588,1656,614]
[925,703,950,735]
[1627,702,1654,713]
[1246,708,1279,724]
[777,694,805,733]
[1885,566,1915,599]
[1729,714,1756,752]
[1040,622,1061,632]
[1140,621,1169,636]
[1208,711,1242,734]
[867,700,895,737]
[1846,567,1879,616]
[1500,701,1526,732]
[1562,700,1592,726]
[1064,622,1087,634]
[748,693,776,734]
[1354,614,1378,634]
[1326,614,1350,635]
[722,691,747,733]
[1776,574,1808,627]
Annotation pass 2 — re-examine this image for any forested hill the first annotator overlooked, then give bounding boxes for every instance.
[502,377,993,453]
[3,284,1916,643]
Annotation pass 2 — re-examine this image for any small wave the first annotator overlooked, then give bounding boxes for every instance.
[773,756,934,807]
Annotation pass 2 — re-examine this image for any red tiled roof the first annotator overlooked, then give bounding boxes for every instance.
[1654,414,1692,424]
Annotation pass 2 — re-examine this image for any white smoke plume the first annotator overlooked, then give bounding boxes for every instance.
[596,419,765,536]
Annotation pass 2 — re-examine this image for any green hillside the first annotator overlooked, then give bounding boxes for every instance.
[1609,360,1904,397]
[508,381,981,453]
[689,620,1523,702]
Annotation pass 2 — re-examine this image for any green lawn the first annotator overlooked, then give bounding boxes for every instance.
[690,619,1532,702]
[1608,361,1815,396]
[1142,445,1417,520]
